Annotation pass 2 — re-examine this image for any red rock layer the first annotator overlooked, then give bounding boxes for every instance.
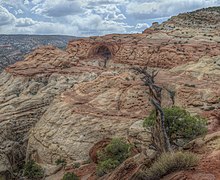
[5,29,220,77]
[67,33,220,68]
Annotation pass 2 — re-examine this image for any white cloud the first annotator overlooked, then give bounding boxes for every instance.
[105,12,126,21]
[16,17,37,27]
[89,4,126,21]
[0,5,15,26]
[24,0,30,5]
[135,23,149,29]
[15,9,24,15]
[31,0,44,4]
[86,0,128,7]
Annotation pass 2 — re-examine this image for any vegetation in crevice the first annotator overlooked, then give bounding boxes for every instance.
[137,151,199,180]
[23,160,44,179]
[55,158,67,167]
[144,106,207,147]
[96,138,132,177]
[62,172,79,180]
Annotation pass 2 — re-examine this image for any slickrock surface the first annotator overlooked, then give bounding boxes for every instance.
[0,7,220,179]
[6,46,103,76]
[163,131,220,180]
[26,56,220,171]
[0,69,99,175]
[27,71,154,165]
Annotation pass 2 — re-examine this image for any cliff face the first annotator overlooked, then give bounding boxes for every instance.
[0,7,220,179]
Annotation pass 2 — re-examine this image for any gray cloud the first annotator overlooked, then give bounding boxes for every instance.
[32,0,83,17]
[0,5,15,26]
[33,22,79,35]
[68,13,129,36]
[0,0,28,11]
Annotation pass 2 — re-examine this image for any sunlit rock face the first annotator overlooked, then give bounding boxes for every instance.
[0,7,220,178]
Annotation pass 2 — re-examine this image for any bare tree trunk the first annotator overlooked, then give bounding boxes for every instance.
[133,67,171,154]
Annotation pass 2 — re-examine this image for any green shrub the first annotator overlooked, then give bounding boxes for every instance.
[144,106,207,146]
[62,172,79,180]
[82,158,92,165]
[141,151,199,180]
[23,160,44,179]
[96,138,132,176]
[55,158,67,167]
[97,159,120,177]
[72,162,80,169]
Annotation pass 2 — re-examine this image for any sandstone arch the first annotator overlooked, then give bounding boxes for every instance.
[88,44,113,68]
[90,45,112,58]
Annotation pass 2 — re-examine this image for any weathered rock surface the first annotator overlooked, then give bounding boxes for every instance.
[26,56,220,169]
[0,67,99,175]
[162,7,220,30]
[163,132,220,180]
[101,153,146,180]
[67,32,220,69]
[0,7,220,179]
[27,71,153,165]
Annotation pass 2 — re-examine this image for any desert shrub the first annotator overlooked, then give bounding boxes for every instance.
[96,159,120,177]
[96,138,132,176]
[140,151,199,180]
[72,162,80,169]
[82,158,92,165]
[62,172,79,180]
[23,160,44,179]
[144,106,207,146]
[55,158,67,167]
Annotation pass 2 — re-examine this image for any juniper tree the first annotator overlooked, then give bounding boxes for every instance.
[133,67,172,153]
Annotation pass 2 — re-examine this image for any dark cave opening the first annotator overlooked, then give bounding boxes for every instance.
[95,45,112,59]
[92,45,112,68]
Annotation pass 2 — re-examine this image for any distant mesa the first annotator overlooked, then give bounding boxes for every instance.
[0,35,77,72]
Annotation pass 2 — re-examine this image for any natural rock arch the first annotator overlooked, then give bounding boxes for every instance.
[88,45,112,68]
[96,45,112,59]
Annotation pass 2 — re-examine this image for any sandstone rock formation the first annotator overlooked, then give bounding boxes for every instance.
[27,71,152,164]
[67,32,220,69]
[0,7,220,179]
[162,131,220,180]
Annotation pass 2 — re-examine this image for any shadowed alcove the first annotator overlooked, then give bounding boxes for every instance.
[88,45,112,68]
[96,45,112,59]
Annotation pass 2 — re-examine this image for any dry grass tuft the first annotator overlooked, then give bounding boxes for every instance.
[138,151,199,180]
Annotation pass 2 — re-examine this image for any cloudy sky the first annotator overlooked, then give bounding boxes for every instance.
[0,0,220,37]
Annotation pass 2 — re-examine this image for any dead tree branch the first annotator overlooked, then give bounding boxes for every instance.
[133,67,172,153]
